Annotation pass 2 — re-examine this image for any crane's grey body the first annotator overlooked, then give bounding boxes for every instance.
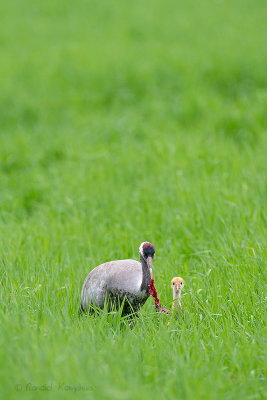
[80,243,155,316]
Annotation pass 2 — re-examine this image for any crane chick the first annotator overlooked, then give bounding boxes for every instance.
[171,277,184,311]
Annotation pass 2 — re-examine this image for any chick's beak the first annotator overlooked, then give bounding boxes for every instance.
[146,255,153,269]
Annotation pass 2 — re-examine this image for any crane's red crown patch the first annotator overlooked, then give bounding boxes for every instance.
[143,242,154,249]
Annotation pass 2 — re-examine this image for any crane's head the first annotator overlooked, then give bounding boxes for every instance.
[139,242,155,269]
[171,277,184,293]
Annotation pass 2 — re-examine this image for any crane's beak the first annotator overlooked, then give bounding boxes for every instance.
[174,283,183,293]
[146,256,153,269]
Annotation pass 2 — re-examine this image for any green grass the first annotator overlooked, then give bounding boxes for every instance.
[0,0,267,399]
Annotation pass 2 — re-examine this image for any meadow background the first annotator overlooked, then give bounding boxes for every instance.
[0,0,266,399]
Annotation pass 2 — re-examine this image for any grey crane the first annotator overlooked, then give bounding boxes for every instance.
[80,242,155,316]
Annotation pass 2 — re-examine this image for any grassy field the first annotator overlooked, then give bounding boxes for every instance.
[0,0,266,399]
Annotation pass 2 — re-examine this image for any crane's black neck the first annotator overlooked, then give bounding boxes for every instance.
[140,256,151,292]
